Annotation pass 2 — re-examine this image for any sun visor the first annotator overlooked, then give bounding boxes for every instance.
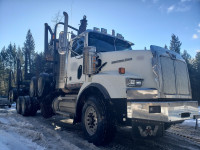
[150,45,184,61]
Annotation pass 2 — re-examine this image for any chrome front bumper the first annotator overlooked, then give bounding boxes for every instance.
[127,88,158,100]
[127,101,199,122]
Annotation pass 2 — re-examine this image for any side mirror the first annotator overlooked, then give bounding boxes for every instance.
[83,46,97,75]
[58,31,68,55]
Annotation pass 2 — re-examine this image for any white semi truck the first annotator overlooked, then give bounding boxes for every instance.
[12,12,199,145]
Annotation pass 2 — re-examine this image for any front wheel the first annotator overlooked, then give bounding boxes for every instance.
[82,96,116,146]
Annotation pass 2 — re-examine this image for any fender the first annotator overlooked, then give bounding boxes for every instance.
[74,83,110,123]
[80,83,111,100]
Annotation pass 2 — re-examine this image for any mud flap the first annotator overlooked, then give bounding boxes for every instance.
[132,119,164,138]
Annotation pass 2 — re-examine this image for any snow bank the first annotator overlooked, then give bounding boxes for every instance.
[0,105,84,150]
[0,105,45,150]
[0,130,44,150]
[181,106,200,127]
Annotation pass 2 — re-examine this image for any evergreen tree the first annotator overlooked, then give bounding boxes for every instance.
[190,51,200,103]
[182,50,191,65]
[169,34,182,54]
[0,46,8,69]
[17,46,25,79]
[33,52,45,77]
[24,29,35,79]
[0,48,5,95]
[12,43,17,73]
[164,44,168,49]
[7,43,13,70]
[194,51,200,73]
[0,46,9,95]
[17,46,24,66]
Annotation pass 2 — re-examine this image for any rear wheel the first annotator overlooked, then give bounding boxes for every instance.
[29,77,38,98]
[37,73,51,98]
[16,96,23,114]
[82,96,116,146]
[21,96,31,116]
[29,97,38,116]
[40,94,55,118]
[8,88,17,103]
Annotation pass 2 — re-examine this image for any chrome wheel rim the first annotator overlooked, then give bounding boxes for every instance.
[84,106,98,135]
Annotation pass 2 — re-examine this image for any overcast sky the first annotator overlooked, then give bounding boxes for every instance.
[0,0,200,57]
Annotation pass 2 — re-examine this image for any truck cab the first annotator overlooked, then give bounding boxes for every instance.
[59,26,198,142]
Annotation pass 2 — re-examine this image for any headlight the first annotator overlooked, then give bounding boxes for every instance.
[126,78,143,87]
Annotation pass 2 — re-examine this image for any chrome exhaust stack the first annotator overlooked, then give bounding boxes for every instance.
[56,12,69,89]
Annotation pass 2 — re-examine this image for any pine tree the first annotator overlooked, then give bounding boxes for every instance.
[0,48,5,95]
[12,43,17,73]
[17,46,24,66]
[164,44,168,49]
[0,46,9,95]
[190,51,200,103]
[0,46,8,69]
[169,34,182,54]
[194,51,200,73]
[7,43,13,70]
[33,52,45,77]
[24,29,35,79]
[182,50,191,65]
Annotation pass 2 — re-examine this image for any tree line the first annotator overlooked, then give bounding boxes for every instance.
[0,32,200,104]
[0,30,45,95]
[165,34,200,104]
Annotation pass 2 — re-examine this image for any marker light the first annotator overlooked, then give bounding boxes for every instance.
[117,33,122,38]
[116,33,124,39]
[112,29,115,36]
[119,67,125,74]
[101,28,107,34]
[52,34,55,39]
[93,27,100,32]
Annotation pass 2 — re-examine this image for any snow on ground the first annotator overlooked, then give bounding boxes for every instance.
[0,105,84,150]
[0,130,44,150]
[0,105,43,150]
[181,106,200,127]
[0,103,200,150]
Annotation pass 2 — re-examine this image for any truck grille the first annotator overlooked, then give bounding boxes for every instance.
[160,57,190,95]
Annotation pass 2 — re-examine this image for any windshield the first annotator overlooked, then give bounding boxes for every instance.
[88,32,132,52]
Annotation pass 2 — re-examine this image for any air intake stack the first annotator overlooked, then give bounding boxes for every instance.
[56,12,69,89]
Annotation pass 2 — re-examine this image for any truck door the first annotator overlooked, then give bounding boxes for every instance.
[66,36,85,90]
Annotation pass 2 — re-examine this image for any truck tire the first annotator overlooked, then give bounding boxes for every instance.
[82,96,116,146]
[21,96,31,116]
[29,77,37,97]
[29,97,38,116]
[37,73,51,98]
[8,88,17,103]
[40,94,55,118]
[16,96,23,114]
